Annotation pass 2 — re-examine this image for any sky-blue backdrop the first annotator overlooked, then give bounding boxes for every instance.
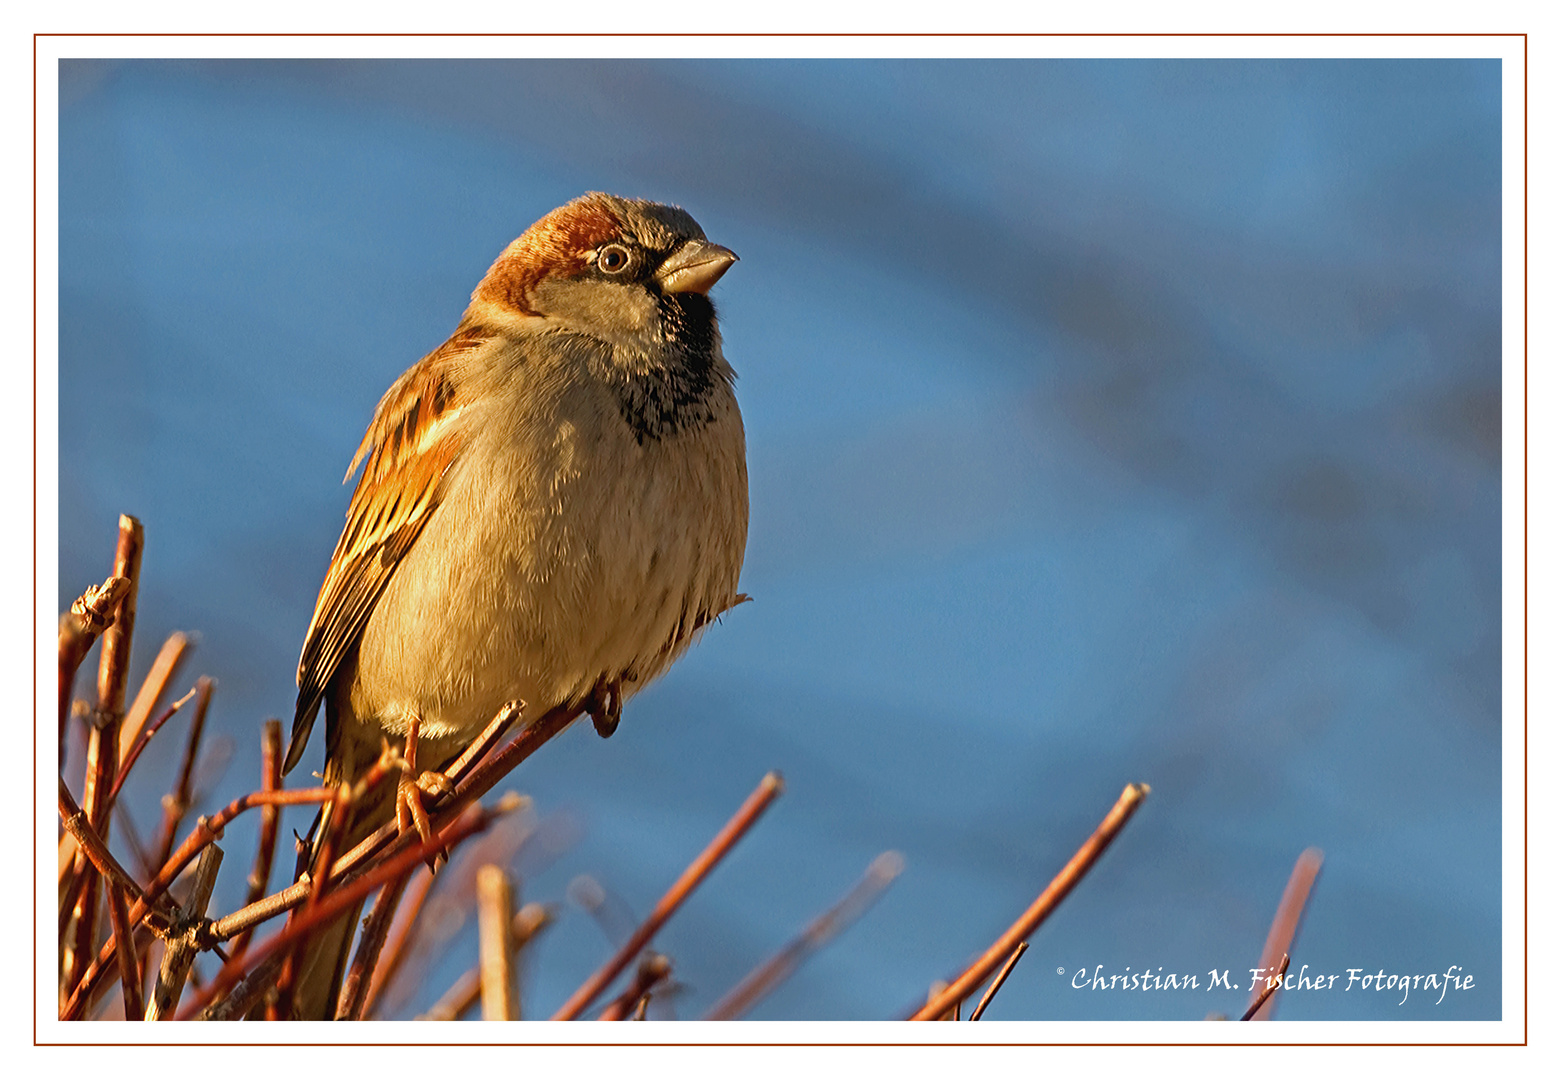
[57,58,1503,1021]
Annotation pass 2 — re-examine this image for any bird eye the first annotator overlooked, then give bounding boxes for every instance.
[597,244,631,274]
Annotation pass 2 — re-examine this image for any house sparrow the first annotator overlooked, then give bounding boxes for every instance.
[283,193,748,1018]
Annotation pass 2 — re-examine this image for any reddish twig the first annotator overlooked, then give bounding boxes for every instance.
[231,719,283,960]
[146,677,215,877]
[106,881,143,1019]
[1245,848,1324,1021]
[274,781,353,1019]
[108,683,199,805]
[58,780,173,931]
[968,941,1028,1021]
[359,863,436,1019]
[309,701,577,900]
[59,785,336,1021]
[911,782,1150,1021]
[68,697,572,1021]
[705,850,904,1020]
[335,870,412,1020]
[116,631,192,771]
[175,797,518,1021]
[1241,952,1292,1021]
[62,516,143,1000]
[552,771,785,1021]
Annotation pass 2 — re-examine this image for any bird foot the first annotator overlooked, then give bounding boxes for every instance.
[395,716,453,867]
[588,681,623,739]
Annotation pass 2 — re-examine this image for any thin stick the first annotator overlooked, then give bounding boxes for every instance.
[147,677,215,876]
[274,781,352,1018]
[968,941,1028,1021]
[705,850,903,1020]
[176,797,518,1021]
[108,684,199,805]
[145,844,223,1020]
[67,697,572,1021]
[418,903,551,1021]
[911,782,1150,1021]
[59,782,153,913]
[360,863,435,1019]
[307,701,577,898]
[231,720,283,959]
[551,771,785,1021]
[1241,952,1292,1021]
[1244,848,1323,1021]
[335,871,411,1020]
[58,785,336,1022]
[63,516,143,999]
[598,954,672,1021]
[476,865,518,1021]
[58,575,129,738]
[117,631,192,770]
[106,882,143,1019]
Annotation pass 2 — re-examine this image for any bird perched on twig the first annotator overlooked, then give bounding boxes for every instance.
[282,193,749,1019]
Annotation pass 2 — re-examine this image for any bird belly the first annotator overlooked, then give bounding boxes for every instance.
[345,386,748,745]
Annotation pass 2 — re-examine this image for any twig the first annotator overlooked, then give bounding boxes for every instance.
[359,864,436,1019]
[231,720,283,959]
[145,845,223,1020]
[551,771,785,1021]
[117,632,192,771]
[705,850,903,1020]
[1244,848,1323,1021]
[62,515,143,999]
[476,865,518,1020]
[911,782,1150,1021]
[59,785,336,1021]
[106,882,143,1019]
[58,780,171,929]
[274,781,353,1018]
[598,954,672,1021]
[108,684,199,805]
[176,797,520,1021]
[335,871,411,1020]
[69,697,571,1020]
[57,574,129,738]
[147,677,215,876]
[1241,952,1292,1021]
[968,941,1028,1021]
[418,903,551,1021]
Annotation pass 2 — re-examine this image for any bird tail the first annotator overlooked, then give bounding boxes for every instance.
[285,732,396,1020]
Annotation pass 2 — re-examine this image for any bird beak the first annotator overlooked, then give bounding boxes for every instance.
[656,240,738,295]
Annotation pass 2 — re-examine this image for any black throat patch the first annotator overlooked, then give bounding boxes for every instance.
[613,292,723,445]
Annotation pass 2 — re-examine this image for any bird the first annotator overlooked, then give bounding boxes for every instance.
[280,193,749,1019]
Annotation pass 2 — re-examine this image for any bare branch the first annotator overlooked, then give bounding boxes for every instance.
[146,845,224,1020]
[1244,848,1324,1021]
[911,782,1149,1021]
[552,771,784,1021]
[968,941,1028,1021]
[705,850,903,1020]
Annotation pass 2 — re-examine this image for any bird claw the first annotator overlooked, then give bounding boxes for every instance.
[588,681,622,739]
[395,717,451,867]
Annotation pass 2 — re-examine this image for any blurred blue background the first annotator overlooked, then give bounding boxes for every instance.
[56,58,1503,1021]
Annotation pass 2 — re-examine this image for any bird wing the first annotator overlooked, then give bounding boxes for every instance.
[284,326,488,775]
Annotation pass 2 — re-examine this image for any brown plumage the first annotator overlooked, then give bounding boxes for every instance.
[284,193,748,1019]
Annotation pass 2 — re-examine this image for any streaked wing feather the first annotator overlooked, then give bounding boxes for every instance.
[285,329,485,774]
